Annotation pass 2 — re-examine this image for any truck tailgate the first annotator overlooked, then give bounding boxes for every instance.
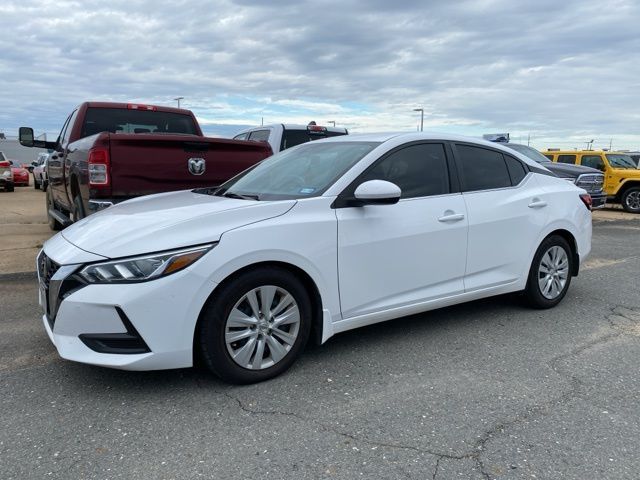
[107,134,271,197]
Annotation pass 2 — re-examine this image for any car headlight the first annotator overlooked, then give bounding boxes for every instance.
[78,244,215,284]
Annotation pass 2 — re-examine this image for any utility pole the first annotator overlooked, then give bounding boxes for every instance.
[527,133,530,146]
[609,138,613,151]
[174,96,184,108]
[413,108,424,132]
[328,121,336,127]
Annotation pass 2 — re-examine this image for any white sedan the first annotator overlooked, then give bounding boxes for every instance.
[38,133,592,383]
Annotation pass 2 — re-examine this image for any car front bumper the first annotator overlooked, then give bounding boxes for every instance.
[38,243,218,371]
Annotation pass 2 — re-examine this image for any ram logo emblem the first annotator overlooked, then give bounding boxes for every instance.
[188,158,206,176]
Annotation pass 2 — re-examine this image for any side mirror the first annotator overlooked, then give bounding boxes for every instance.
[353,180,401,206]
[19,127,34,147]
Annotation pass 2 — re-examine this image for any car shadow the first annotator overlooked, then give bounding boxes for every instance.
[63,292,529,393]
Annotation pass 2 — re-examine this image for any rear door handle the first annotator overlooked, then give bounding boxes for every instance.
[438,213,465,223]
[528,199,547,209]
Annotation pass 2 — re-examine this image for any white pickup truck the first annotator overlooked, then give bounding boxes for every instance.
[233,122,348,153]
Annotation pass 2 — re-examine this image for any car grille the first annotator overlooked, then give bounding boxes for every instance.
[38,252,59,292]
[38,252,60,324]
[575,174,604,194]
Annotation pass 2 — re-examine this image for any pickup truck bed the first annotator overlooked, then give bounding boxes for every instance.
[20,102,272,229]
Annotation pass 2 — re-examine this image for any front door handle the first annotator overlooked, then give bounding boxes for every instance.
[528,199,548,209]
[438,212,465,223]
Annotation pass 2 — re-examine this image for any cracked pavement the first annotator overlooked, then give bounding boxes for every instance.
[1,216,639,479]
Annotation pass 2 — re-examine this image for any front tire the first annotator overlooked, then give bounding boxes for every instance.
[621,187,640,214]
[524,235,573,309]
[198,267,312,384]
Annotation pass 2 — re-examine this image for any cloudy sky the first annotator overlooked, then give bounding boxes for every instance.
[1,0,639,149]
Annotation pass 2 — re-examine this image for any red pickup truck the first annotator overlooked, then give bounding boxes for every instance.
[19,102,272,230]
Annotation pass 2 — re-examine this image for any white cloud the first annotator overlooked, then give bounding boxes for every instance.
[0,0,639,148]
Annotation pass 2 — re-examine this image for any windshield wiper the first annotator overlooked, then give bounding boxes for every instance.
[222,191,260,201]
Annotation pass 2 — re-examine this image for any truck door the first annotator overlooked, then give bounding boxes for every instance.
[48,113,73,202]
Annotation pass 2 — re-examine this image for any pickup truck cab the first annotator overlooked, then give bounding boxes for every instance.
[233,123,348,153]
[542,150,640,213]
[19,102,272,230]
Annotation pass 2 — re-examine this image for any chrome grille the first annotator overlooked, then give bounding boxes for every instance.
[38,252,60,291]
[575,174,604,194]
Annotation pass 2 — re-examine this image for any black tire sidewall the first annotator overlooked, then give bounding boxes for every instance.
[46,189,62,231]
[525,235,573,309]
[198,267,312,384]
[621,187,640,214]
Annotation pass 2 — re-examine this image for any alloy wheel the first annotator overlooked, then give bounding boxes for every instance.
[625,191,640,211]
[225,285,300,370]
[537,246,569,299]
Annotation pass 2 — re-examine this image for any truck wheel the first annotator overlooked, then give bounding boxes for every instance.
[5,183,14,192]
[621,187,640,214]
[33,176,40,189]
[41,180,48,192]
[71,195,85,222]
[46,188,63,231]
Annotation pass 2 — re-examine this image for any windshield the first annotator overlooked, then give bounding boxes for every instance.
[502,143,550,163]
[606,154,636,169]
[215,141,379,201]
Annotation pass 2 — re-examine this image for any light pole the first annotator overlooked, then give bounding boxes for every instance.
[413,108,424,131]
[174,96,184,108]
[328,121,336,127]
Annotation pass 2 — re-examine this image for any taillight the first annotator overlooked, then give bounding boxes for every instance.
[579,193,592,211]
[127,103,157,111]
[88,147,110,187]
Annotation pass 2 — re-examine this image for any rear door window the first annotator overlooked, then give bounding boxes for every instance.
[580,155,605,171]
[455,144,512,191]
[557,155,577,164]
[504,155,528,185]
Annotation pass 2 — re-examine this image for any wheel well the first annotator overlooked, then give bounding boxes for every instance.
[192,261,325,365]
[616,181,640,201]
[546,229,579,276]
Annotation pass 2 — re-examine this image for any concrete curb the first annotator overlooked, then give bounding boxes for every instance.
[0,271,37,281]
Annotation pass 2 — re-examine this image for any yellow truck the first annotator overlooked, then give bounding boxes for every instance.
[542,150,640,213]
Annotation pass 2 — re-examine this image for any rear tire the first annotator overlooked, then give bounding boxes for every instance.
[33,176,40,189]
[5,183,14,192]
[41,180,48,192]
[46,188,63,231]
[523,235,573,309]
[198,267,311,384]
[621,187,640,214]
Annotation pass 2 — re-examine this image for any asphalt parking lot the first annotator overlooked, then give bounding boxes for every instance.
[1,196,640,479]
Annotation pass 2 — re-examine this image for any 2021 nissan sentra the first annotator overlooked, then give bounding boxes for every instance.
[37,133,592,383]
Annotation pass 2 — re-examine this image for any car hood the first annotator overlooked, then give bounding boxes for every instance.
[543,162,601,177]
[60,190,296,258]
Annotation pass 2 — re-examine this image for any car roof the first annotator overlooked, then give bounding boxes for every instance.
[236,124,348,134]
[317,132,548,170]
[543,150,629,155]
